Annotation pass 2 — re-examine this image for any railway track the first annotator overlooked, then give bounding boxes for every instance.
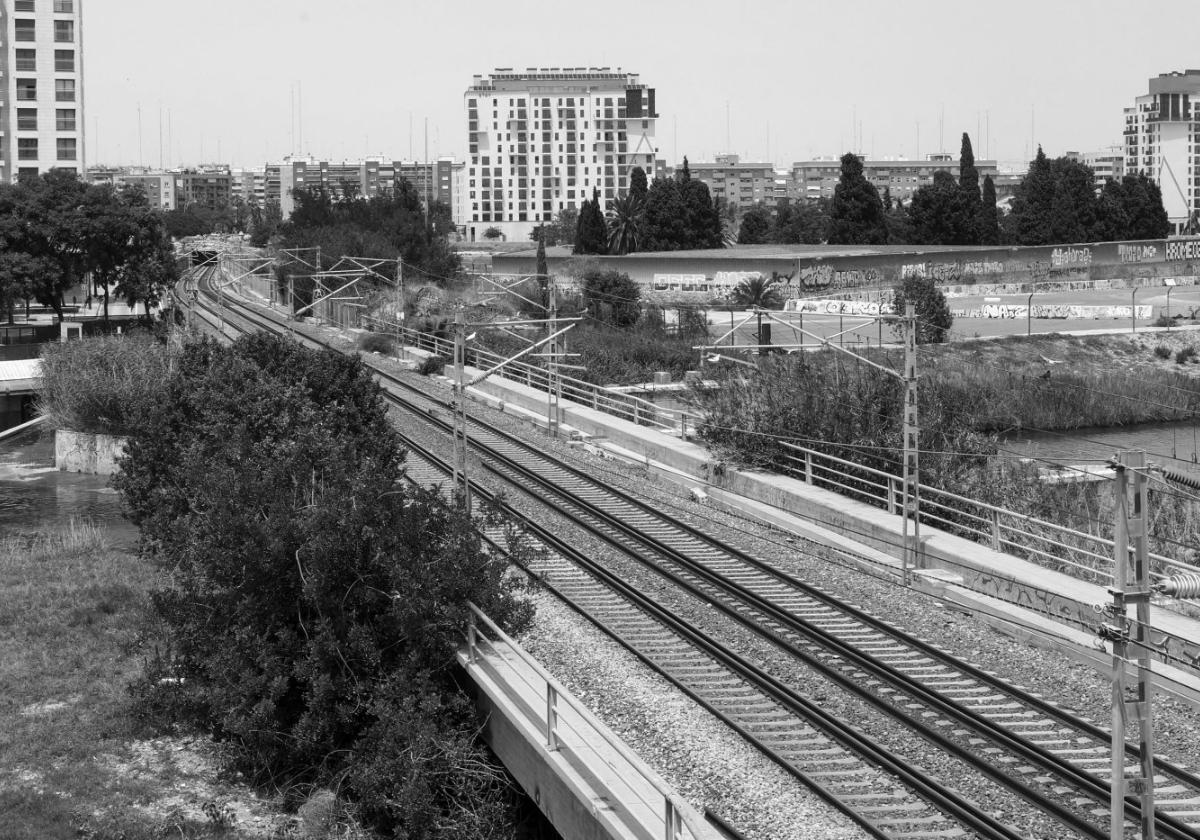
[178,269,1200,840]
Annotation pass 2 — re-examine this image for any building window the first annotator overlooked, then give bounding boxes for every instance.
[54,19,74,42]
[16,49,37,71]
[54,0,74,10]
[18,109,38,131]
[16,19,36,41]
[55,50,75,72]
[57,138,77,161]
[17,79,38,101]
[56,109,75,131]
[56,79,75,101]
[18,139,39,160]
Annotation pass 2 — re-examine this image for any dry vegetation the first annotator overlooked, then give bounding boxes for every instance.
[0,521,288,839]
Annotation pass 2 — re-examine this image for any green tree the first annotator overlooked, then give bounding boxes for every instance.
[1009,147,1062,245]
[681,165,724,249]
[0,252,51,324]
[979,175,1000,245]
[907,170,975,245]
[1120,173,1171,240]
[1047,157,1098,244]
[892,275,953,344]
[771,199,828,244]
[737,204,773,244]
[826,153,888,245]
[574,190,608,255]
[116,334,531,837]
[629,166,649,201]
[959,132,981,244]
[642,176,689,250]
[279,181,461,285]
[606,191,646,255]
[582,268,640,327]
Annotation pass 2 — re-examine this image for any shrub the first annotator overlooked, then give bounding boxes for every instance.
[1155,314,1173,328]
[418,354,449,376]
[1155,344,1173,360]
[116,333,532,837]
[38,333,176,435]
[357,331,395,355]
[1177,346,1197,364]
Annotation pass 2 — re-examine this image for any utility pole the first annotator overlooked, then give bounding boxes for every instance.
[547,274,559,437]
[452,304,471,514]
[1106,450,1155,840]
[901,304,920,583]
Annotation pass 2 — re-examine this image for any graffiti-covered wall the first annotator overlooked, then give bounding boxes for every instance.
[489,237,1200,306]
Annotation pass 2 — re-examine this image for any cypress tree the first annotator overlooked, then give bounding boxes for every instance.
[827,152,888,245]
[629,166,648,201]
[1011,146,1056,245]
[979,175,1000,245]
[573,191,609,255]
[959,132,981,244]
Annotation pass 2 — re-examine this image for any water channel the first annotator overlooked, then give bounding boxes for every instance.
[1002,419,1200,472]
[0,425,136,546]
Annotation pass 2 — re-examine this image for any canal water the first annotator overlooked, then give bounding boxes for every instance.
[0,424,137,546]
[1001,419,1200,472]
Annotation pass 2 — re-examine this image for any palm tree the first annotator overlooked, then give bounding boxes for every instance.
[606,192,645,255]
[729,274,784,353]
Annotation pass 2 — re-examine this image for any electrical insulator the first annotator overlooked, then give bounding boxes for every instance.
[1157,572,1200,598]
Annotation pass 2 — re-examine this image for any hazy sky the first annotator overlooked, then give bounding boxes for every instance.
[85,0,1199,172]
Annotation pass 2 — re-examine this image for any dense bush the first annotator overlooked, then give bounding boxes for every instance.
[357,331,395,355]
[117,333,532,837]
[1155,344,1173,360]
[38,333,176,435]
[1177,346,1197,365]
[418,354,449,376]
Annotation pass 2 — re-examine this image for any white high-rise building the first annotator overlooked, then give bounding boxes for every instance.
[0,0,85,183]
[1124,70,1200,232]
[464,67,658,242]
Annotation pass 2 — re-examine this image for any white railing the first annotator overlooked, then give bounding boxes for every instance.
[780,440,1198,585]
[463,604,709,840]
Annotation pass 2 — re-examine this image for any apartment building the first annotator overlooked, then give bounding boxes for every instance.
[0,0,85,183]
[465,67,659,241]
[179,167,232,211]
[1124,70,1200,231]
[790,153,998,204]
[689,155,792,214]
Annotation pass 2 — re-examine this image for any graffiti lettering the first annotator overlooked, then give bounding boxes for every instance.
[793,265,882,291]
[966,304,1154,320]
[1119,244,1158,263]
[902,260,1003,280]
[785,299,889,316]
[1050,246,1092,268]
[1166,239,1200,261]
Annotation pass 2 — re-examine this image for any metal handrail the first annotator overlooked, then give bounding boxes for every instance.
[780,440,1200,585]
[371,315,692,435]
[464,603,709,840]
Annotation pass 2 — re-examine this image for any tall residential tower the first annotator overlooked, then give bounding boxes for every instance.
[1124,70,1200,232]
[0,0,85,183]
[464,67,658,242]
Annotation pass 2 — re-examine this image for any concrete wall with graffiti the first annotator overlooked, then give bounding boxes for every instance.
[490,237,1200,307]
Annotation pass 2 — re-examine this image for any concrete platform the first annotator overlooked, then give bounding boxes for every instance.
[444,359,1200,708]
[457,608,719,840]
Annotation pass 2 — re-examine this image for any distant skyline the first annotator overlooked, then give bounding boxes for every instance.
[86,0,1197,172]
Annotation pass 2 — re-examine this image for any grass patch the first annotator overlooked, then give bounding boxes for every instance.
[0,520,284,838]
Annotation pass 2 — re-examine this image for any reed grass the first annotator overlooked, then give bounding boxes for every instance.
[37,334,177,436]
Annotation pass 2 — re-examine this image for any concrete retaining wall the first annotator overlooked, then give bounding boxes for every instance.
[55,429,126,475]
